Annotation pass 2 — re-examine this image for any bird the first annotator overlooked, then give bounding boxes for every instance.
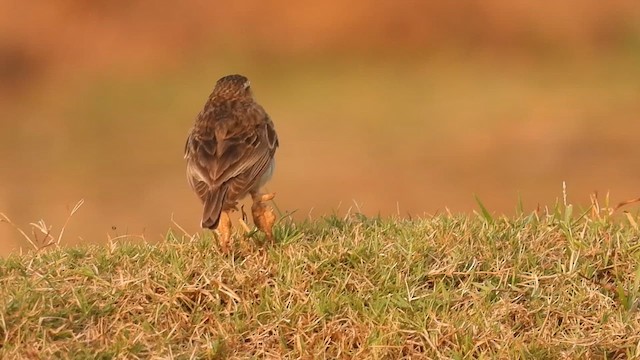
[184,74,279,252]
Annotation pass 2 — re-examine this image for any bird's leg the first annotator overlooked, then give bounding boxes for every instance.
[238,204,252,233]
[217,210,232,253]
[251,192,276,244]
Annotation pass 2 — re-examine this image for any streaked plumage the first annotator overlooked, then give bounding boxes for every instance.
[184,74,279,234]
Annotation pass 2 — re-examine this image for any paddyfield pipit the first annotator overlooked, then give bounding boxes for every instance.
[184,74,279,251]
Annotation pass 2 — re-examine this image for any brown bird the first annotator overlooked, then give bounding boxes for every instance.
[184,74,279,252]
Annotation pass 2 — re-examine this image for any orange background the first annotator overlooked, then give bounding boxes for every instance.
[1,1,640,255]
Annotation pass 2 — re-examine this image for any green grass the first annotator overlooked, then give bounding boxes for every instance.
[1,205,640,359]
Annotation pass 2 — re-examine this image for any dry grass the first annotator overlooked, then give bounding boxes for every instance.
[1,199,640,359]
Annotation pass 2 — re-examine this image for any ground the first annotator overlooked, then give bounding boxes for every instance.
[1,200,639,359]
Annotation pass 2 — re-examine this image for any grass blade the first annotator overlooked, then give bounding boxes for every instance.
[474,194,494,224]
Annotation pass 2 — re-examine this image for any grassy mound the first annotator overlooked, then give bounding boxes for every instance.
[1,207,640,358]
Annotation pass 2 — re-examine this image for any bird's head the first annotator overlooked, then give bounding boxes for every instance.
[212,74,252,99]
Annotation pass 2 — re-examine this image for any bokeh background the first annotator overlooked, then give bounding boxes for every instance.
[1,0,640,255]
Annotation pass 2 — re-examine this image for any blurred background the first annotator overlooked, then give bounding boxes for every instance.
[1,0,639,255]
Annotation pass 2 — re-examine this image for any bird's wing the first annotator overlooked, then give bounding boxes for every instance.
[186,106,278,201]
[185,131,213,202]
[211,114,278,188]
[213,128,277,207]
[185,132,229,228]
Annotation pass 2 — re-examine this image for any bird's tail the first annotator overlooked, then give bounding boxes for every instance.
[201,187,227,229]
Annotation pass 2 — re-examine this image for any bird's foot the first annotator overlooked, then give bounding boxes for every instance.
[251,192,276,244]
[216,211,233,254]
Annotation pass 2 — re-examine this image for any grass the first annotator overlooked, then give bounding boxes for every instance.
[1,201,640,359]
